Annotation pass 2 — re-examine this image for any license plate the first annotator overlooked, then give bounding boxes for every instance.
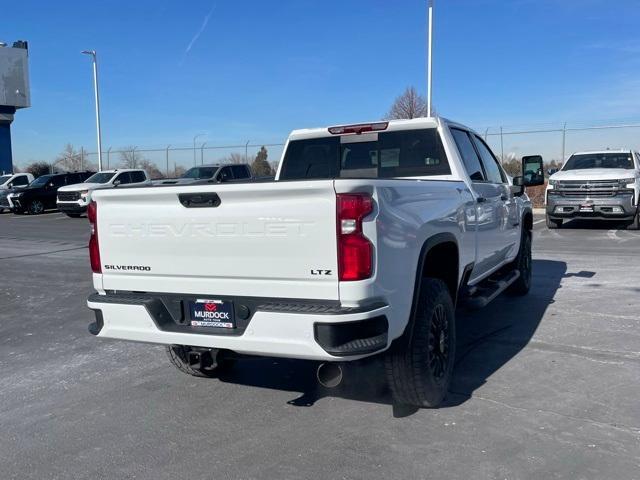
[580,204,594,212]
[189,299,235,328]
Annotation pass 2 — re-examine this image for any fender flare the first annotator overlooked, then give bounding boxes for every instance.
[405,232,459,339]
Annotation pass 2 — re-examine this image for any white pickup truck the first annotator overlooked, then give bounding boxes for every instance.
[546,149,640,229]
[86,117,544,407]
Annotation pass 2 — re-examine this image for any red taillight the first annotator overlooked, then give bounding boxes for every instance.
[328,122,388,135]
[87,201,101,273]
[336,193,373,281]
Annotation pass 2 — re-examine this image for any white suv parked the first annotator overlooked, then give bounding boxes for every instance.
[546,150,640,229]
[57,169,151,217]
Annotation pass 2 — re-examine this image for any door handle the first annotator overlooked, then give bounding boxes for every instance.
[178,192,221,208]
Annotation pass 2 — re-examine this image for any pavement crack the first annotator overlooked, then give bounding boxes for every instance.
[488,338,640,364]
[0,246,87,260]
[450,392,640,436]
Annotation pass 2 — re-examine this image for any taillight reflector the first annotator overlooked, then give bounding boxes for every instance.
[336,193,373,281]
[328,122,388,135]
[88,201,101,273]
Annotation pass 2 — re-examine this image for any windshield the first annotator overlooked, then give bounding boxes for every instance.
[279,128,450,180]
[85,172,116,184]
[0,175,11,184]
[563,153,634,171]
[181,167,218,179]
[30,175,53,186]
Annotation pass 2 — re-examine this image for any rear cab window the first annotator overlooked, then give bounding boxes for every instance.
[279,128,450,180]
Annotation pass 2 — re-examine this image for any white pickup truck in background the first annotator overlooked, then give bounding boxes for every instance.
[56,169,151,217]
[86,117,544,408]
[546,149,640,229]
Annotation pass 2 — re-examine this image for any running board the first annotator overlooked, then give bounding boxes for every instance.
[462,269,520,309]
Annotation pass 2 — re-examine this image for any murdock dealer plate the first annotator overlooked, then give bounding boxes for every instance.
[189,299,235,328]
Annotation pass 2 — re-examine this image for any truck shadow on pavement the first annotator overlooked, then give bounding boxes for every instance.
[560,218,632,230]
[215,259,568,417]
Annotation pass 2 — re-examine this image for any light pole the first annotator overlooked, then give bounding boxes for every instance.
[426,0,434,117]
[81,50,103,171]
[166,144,171,177]
[200,142,207,165]
[193,134,205,166]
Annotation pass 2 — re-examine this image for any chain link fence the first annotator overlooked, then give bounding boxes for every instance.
[482,121,640,164]
[41,120,640,177]
[70,142,285,178]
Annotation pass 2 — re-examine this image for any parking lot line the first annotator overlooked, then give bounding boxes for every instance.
[533,219,545,225]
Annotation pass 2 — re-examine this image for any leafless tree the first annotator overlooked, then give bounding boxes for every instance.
[137,159,165,179]
[54,144,91,171]
[224,152,246,165]
[119,146,146,169]
[171,165,187,178]
[385,86,430,120]
[24,161,51,178]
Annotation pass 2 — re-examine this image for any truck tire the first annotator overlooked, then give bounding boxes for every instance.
[165,345,233,378]
[385,278,455,408]
[546,215,562,229]
[507,229,532,296]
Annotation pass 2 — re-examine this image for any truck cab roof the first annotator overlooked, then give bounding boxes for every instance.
[288,117,476,141]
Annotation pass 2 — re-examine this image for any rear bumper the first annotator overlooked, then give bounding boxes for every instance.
[546,193,637,220]
[87,292,390,361]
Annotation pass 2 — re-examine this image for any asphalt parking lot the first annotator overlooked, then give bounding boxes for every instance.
[0,211,638,480]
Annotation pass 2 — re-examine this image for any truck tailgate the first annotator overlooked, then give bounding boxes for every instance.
[93,181,339,300]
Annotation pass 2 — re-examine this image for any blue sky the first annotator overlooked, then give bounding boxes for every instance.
[5,0,640,167]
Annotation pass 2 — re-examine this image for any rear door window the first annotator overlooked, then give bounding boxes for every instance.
[51,175,67,187]
[67,173,82,184]
[12,175,29,186]
[115,172,132,184]
[472,135,505,184]
[130,171,146,183]
[231,165,250,179]
[451,128,485,181]
[218,166,234,181]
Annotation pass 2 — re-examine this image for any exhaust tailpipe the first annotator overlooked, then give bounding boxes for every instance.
[316,362,343,388]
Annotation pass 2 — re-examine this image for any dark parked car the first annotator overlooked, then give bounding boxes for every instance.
[153,164,252,185]
[7,171,95,215]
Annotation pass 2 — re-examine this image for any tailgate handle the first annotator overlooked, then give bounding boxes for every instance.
[178,193,221,208]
